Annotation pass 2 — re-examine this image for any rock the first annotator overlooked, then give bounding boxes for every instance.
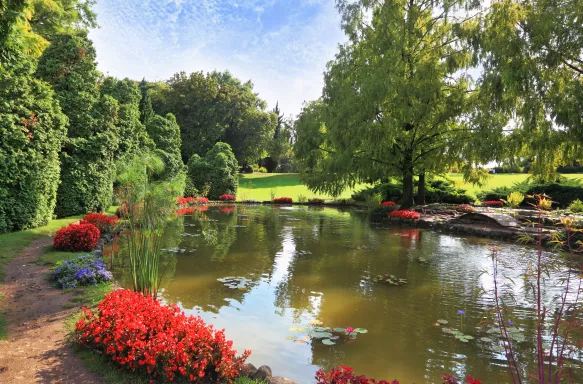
[241,363,257,378]
[269,377,298,384]
[93,250,103,257]
[252,365,273,380]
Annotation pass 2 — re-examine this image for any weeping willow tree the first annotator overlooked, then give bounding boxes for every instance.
[115,152,182,297]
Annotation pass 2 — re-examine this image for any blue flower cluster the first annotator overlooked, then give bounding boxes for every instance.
[53,254,113,289]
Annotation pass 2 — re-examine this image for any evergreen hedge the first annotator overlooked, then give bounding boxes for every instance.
[187,142,238,199]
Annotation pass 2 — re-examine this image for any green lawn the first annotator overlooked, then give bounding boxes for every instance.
[238,173,368,201]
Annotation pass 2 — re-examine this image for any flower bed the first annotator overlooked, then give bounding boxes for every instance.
[388,210,420,220]
[380,201,396,207]
[455,204,476,214]
[177,196,196,205]
[219,194,236,201]
[53,253,112,289]
[273,197,293,204]
[483,200,503,207]
[53,223,100,252]
[80,212,119,234]
[75,290,250,382]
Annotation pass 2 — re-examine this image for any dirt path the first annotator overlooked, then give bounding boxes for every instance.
[0,238,100,383]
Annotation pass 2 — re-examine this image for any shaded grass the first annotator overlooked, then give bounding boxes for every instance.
[0,293,6,340]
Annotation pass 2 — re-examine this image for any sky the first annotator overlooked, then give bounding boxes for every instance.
[89,0,346,116]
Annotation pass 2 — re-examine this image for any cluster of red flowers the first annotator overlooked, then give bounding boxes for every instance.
[197,197,209,204]
[75,290,250,383]
[483,200,503,207]
[54,223,100,251]
[315,366,399,384]
[177,197,196,205]
[455,204,476,214]
[177,207,195,216]
[388,210,421,220]
[219,194,236,201]
[380,201,396,207]
[273,197,293,204]
[80,212,119,234]
[315,368,482,384]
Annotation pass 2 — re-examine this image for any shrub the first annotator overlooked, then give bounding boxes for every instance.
[380,201,396,207]
[80,212,119,234]
[177,197,195,205]
[309,198,325,205]
[333,198,356,206]
[424,180,473,204]
[297,194,308,203]
[257,166,267,173]
[197,197,209,204]
[74,290,250,382]
[502,191,525,208]
[568,199,583,213]
[388,210,420,220]
[53,223,100,252]
[456,204,476,213]
[219,194,236,201]
[483,200,503,207]
[53,253,112,289]
[187,142,239,200]
[274,197,293,204]
[365,192,383,210]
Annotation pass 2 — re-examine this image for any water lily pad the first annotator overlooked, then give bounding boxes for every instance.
[480,337,493,343]
[491,345,506,352]
[330,336,340,340]
[293,340,308,345]
[437,319,448,325]
[333,328,346,332]
[322,339,336,345]
[289,327,306,332]
[311,331,333,339]
[354,328,368,334]
[442,328,454,334]
[310,320,323,326]
[313,327,328,332]
[300,335,311,341]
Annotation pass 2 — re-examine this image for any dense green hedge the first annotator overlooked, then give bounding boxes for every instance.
[0,62,67,232]
[187,142,238,199]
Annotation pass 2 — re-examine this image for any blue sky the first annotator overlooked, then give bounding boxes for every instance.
[89,0,346,116]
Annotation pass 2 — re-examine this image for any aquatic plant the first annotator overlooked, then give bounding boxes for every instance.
[75,289,250,382]
[372,274,408,286]
[80,212,119,234]
[53,223,100,252]
[53,253,112,289]
[288,324,367,346]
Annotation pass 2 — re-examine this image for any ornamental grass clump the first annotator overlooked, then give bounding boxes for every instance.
[53,223,101,252]
[53,254,112,289]
[80,212,119,234]
[75,289,250,382]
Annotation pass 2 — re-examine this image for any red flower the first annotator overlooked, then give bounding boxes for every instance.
[380,201,396,207]
[176,207,195,216]
[388,210,420,220]
[196,197,209,204]
[273,197,293,204]
[177,197,196,205]
[74,289,250,382]
[53,223,100,252]
[80,212,119,234]
[219,194,236,201]
[483,200,503,207]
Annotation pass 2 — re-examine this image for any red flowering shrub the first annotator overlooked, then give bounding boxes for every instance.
[75,290,250,383]
[315,366,397,384]
[197,197,209,204]
[177,197,196,205]
[219,194,236,201]
[380,201,396,207]
[388,210,420,220]
[53,223,100,251]
[455,204,476,214]
[80,212,119,234]
[273,197,293,204]
[442,373,482,384]
[483,200,503,207]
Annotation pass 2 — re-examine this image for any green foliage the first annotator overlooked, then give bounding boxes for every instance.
[568,199,583,213]
[36,32,121,217]
[187,142,239,200]
[365,192,382,211]
[353,179,472,205]
[502,192,525,208]
[138,78,154,125]
[297,194,308,203]
[0,59,68,233]
[150,71,276,165]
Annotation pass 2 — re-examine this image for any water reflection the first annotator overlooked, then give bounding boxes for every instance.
[109,205,582,383]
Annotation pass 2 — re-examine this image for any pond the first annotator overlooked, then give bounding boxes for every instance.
[109,205,583,383]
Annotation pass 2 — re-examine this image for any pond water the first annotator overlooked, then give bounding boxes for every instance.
[109,205,583,383]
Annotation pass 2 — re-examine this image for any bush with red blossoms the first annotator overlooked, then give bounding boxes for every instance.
[74,289,250,383]
[273,197,293,204]
[380,201,396,207]
[177,197,196,205]
[315,366,398,384]
[482,200,503,207]
[53,223,100,252]
[80,212,119,234]
[197,197,209,204]
[219,194,236,201]
[388,210,420,220]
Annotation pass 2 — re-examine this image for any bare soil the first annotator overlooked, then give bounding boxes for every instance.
[0,238,100,383]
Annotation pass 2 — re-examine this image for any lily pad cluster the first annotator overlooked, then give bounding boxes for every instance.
[442,327,474,343]
[217,276,253,290]
[372,274,408,286]
[287,322,368,346]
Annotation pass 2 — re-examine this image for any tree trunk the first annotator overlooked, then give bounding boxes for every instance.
[417,171,426,205]
[401,159,415,208]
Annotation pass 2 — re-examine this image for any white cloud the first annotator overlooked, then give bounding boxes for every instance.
[89,0,344,115]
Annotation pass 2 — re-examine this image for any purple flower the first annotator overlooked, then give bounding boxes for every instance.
[508,320,514,326]
[457,310,465,315]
